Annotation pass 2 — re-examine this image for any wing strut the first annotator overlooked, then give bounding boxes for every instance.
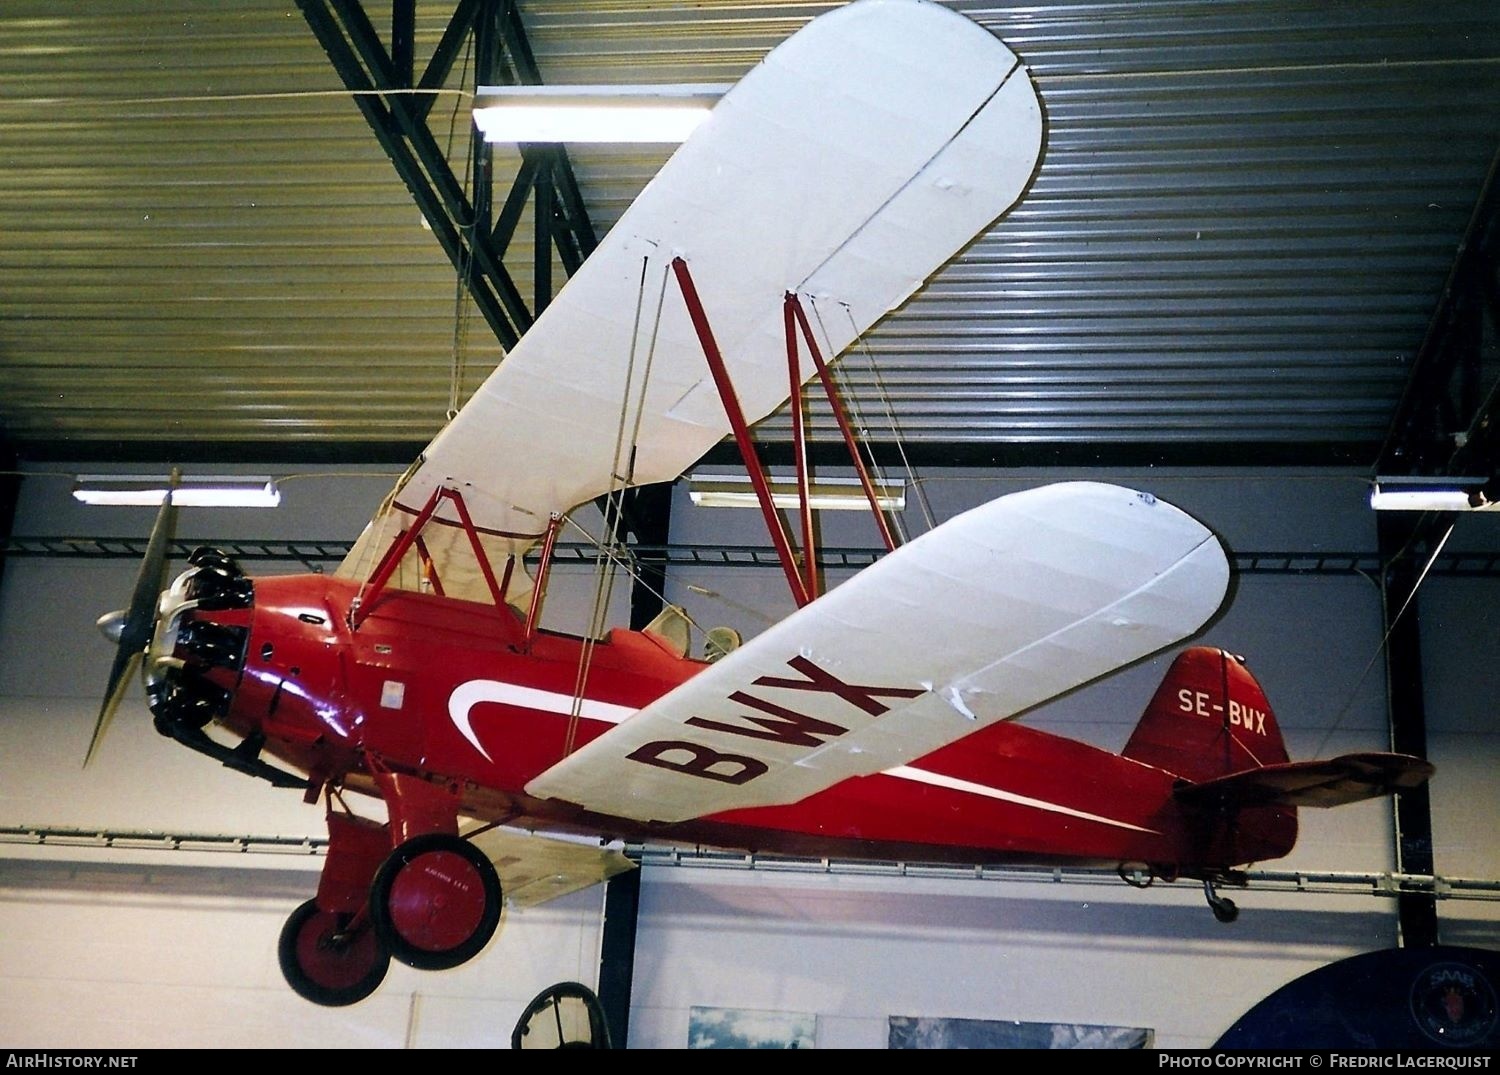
[671,256,812,607]
[670,258,906,608]
[787,293,900,555]
[523,514,563,641]
[352,484,513,628]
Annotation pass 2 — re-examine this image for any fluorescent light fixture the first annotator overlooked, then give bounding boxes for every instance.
[72,474,281,508]
[472,83,730,144]
[688,473,905,512]
[1369,476,1499,512]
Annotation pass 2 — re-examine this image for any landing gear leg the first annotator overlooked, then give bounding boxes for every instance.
[279,808,394,1005]
[1204,877,1239,923]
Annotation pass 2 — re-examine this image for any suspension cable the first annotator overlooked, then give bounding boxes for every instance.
[564,258,669,757]
[1315,516,1457,757]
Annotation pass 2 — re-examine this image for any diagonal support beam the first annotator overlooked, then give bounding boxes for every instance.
[1378,145,1500,483]
[297,0,597,349]
[493,0,596,273]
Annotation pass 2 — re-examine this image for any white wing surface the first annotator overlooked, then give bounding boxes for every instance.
[339,0,1044,605]
[525,483,1230,823]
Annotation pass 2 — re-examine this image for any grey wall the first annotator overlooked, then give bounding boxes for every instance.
[0,462,1495,1048]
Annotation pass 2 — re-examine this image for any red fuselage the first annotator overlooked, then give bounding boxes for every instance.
[194,573,1294,874]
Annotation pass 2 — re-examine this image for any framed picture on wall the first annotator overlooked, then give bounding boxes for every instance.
[689,1006,817,1049]
[889,1016,1153,1049]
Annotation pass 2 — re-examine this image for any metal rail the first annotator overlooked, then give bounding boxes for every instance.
[3,825,1498,903]
[13,536,1500,577]
[0,825,324,857]
[631,845,1500,902]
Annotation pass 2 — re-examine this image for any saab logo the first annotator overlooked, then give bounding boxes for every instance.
[627,655,924,785]
[1175,689,1267,736]
[1409,961,1498,1047]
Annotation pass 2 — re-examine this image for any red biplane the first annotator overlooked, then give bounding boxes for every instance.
[89,0,1431,1007]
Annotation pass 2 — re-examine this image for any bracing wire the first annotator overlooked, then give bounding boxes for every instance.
[806,300,911,544]
[559,514,710,639]
[837,302,936,533]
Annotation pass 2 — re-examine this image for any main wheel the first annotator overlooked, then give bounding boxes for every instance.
[369,833,502,971]
[278,899,390,1007]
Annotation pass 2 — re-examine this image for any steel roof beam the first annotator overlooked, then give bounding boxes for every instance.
[494,0,596,273]
[298,0,598,350]
[1378,146,1500,483]
[414,0,481,122]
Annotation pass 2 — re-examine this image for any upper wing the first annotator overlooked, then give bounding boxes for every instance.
[337,0,1044,605]
[525,483,1230,823]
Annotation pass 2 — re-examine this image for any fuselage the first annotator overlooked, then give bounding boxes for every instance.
[183,572,1294,873]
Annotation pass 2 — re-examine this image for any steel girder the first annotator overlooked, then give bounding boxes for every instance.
[298,0,596,348]
[1369,147,1500,947]
[1379,147,1500,485]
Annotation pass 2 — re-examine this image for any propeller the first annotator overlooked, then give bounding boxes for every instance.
[85,468,180,767]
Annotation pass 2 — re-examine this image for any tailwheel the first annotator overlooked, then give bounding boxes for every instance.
[278,899,390,1007]
[1203,878,1240,923]
[369,833,502,971]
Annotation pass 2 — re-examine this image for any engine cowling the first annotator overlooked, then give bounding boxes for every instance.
[146,547,251,736]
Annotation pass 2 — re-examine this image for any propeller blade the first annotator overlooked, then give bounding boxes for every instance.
[87,469,181,767]
[86,649,142,767]
[118,470,181,656]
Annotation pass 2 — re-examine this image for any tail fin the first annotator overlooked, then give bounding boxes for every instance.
[1128,646,1437,808]
[1123,647,1288,783]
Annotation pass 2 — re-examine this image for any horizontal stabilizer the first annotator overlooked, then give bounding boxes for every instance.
[1174,752,1434,810]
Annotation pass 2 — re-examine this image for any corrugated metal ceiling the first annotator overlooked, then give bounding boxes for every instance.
[0,0,1497,463]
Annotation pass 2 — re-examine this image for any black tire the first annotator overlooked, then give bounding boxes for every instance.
[369,833,502,971]
[277,898,390,1007]
[1211,897,1240,924]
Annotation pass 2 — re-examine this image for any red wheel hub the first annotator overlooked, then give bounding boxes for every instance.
[295,910,382,990]
[385,849,489,952]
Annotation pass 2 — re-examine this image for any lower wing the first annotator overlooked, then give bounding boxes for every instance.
[526,482,1230,824]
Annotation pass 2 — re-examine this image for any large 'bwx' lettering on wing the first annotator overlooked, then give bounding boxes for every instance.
[625,655,924,786]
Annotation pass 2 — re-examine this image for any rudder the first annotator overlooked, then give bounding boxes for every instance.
[1123,647,1289,783]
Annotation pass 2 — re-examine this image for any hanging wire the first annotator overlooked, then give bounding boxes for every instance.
[1313,514,1458,757]
[625,258,672,461]
[563,257,671,757]
[445,36,478,420]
